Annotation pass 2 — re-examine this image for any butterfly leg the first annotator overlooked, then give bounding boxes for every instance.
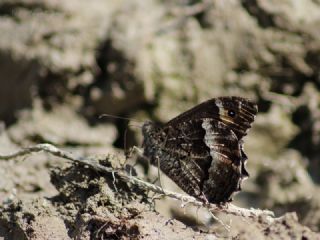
[154,126,175,195]
[199,192,210,206]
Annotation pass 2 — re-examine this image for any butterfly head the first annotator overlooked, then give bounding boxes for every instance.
[214,96,258,140]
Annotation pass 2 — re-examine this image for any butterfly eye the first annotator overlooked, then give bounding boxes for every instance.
[228,109,236,117]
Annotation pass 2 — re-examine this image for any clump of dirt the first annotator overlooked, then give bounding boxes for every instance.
[1,136,319,239]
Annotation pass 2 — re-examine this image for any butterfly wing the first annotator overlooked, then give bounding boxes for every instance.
[167,96,257,140]
[201,119,245,203]
[142,96,257,203]
[142,120,209,198]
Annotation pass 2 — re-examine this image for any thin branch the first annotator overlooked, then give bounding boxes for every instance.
[0,143,275,222]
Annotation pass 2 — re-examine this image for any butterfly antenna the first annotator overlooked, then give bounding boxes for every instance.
[99,113,143,126]
[100,113,143,157]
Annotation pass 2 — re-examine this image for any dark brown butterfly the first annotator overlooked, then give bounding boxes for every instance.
[142,96,258,203]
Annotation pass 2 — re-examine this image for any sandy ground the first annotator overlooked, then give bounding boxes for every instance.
[1,0,320,239]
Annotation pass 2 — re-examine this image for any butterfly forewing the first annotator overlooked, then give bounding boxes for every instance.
[142,120,210,198]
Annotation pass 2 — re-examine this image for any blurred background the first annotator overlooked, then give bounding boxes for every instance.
[0,0,320,235]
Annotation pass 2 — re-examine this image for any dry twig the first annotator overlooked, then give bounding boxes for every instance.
[0,143,275,222]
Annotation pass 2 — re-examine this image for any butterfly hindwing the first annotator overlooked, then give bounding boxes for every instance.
[201,119,244,202]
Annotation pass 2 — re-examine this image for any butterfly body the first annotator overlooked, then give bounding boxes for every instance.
[142,97,258,203]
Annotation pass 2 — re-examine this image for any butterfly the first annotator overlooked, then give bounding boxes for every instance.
[142,96,258,203]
